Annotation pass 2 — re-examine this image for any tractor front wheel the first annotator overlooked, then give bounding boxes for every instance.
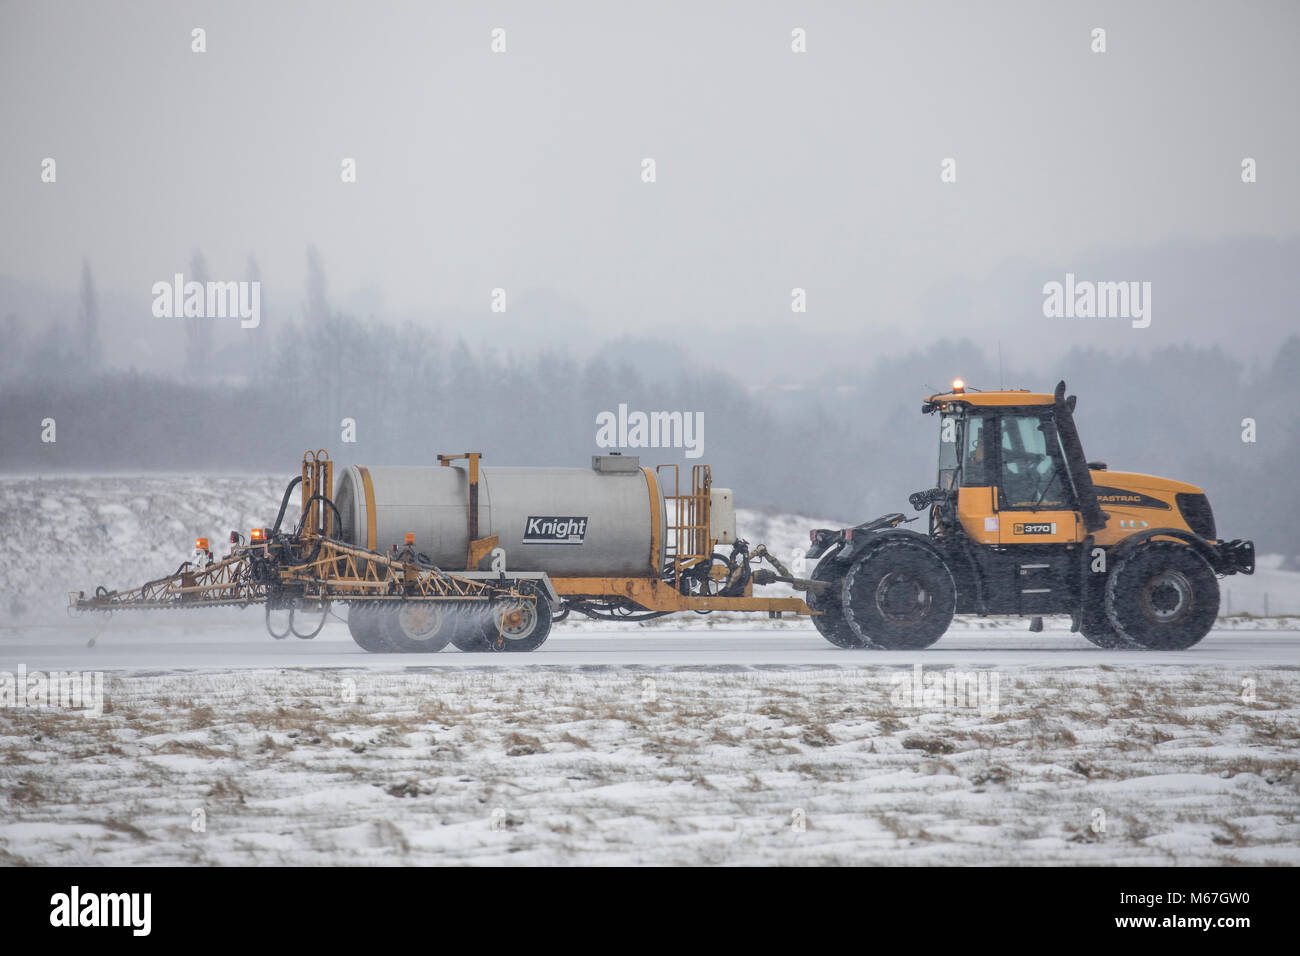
[1079,598,1131,648]
[1105,541,1218,650]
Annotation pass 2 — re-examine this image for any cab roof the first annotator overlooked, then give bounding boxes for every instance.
[923,388,1055,412]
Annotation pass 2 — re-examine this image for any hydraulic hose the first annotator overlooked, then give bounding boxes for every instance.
[286,494,345,566]
[293,494,344,539]
[270,476,304,536]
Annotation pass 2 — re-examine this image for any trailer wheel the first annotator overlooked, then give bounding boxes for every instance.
[347,601,394,653]
[450,634,487,651]
[480,585,552,652]
[842,539,955,649]
[807,553,870,648]
[450,616,489,652]
[382,601,453,653]
[445,601,493,651]
[1105,541,1218,650]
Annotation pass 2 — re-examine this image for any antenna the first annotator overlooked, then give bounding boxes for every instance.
[997,341,1004,389]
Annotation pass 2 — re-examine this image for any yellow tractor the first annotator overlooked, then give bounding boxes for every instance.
[805,381,1255,650]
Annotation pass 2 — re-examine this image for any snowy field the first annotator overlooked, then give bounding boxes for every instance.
[2,476,1299,865]
[0,636,1297,865]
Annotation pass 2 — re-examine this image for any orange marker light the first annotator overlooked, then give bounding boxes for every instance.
[250,528,266,543]
[404,532,415,545]
[952,378,966,393]
[195,537,210,551]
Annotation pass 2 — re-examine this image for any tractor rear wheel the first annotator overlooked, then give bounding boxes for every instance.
[842,539,955,650]
[1105,541,1218,650]
[382,601,453,653]
[807,553,870,648]
[347,601,394,653]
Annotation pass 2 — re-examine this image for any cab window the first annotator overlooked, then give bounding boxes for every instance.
[962,416,992,486]
[937,413,960,491]
[998,414,1069,509]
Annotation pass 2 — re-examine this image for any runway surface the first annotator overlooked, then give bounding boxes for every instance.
[3,619,1297,672]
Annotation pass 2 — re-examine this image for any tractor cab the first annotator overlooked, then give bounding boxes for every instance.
[924,380,1105,547]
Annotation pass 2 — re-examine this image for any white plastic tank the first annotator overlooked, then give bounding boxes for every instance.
[333,457,667,576]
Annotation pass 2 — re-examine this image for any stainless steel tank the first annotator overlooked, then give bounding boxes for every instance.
[333,457,667,576]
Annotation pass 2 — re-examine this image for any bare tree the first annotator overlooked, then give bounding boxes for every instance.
[185,249,213,378]
[78,259,102,370]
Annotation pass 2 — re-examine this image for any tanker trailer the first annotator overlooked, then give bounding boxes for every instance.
[332,456,667,578]
[70,450,825,653]
[332,453,816,651]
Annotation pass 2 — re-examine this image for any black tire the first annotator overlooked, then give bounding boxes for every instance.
[807,552,870,648]
[478,584,553,652]
[381,600,453,653]
[449,631,488,651]
[1079,589,1132,648]
[841,538,955,650]
[449,603,489,652]
[1105,540,1218,650]
[347,601,394,653]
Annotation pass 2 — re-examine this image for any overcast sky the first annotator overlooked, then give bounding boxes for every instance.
[1,0,1297,362]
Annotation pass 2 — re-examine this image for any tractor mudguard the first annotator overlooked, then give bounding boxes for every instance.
[805,530,843,561]
[806,512,913,561]
[1109,527,1226,572]
[835,525,939,565]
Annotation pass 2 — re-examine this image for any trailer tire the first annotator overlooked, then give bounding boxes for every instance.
[450,606,489,651]
[449,634,488,652]
[1105,540,1218,650]
[347,601,394,653]
[807,553,870,648]
[479,584,553,652]
[382,601,453,653]
[842,538,955,650]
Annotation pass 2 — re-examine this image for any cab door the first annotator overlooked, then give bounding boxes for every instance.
[994,413,1083,546]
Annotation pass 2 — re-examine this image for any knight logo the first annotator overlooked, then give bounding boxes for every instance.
[523,516,588,545]
[1014,522,1056,535]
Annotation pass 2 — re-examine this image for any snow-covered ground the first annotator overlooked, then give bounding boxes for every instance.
[1,474,285,621]
[2,476,1298,865]
[0,650,1296,865]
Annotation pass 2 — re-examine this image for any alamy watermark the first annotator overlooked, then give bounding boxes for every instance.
[151,273,261,328]
[50,886,150,936]
[890,664,1000,716]
[595,403,704,459]
[1042,272,1151,328]
[0,666,104,717]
